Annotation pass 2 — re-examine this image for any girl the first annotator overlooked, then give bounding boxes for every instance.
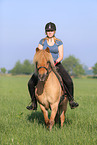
[26,22,79,110]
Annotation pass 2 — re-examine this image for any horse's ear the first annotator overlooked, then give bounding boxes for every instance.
[45,47,50,53]
[36,47,40,52]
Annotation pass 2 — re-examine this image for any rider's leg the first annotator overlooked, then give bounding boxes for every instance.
[56,62,79,109]
[26,73,38,110]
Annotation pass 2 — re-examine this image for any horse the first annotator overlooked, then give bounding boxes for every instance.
[33,47,68,130]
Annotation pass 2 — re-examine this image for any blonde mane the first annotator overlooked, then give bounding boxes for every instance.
[33,47,61,81]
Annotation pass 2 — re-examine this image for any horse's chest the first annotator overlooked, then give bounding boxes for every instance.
[35,76,60,109]
[36,88,48,102]
[35,85,53,108]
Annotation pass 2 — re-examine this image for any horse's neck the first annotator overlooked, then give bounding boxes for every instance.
[48,69,63,91]
[46,71,57,85]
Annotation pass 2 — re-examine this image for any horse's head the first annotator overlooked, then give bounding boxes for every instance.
[33,47,54,81]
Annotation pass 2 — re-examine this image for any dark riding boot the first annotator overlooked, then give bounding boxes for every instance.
[26,73,38,110]
[65,86,79,109]
[66,91,79,109]
[64,84,79,109]
[67,94,79,109]
[64,89,79,109]
[26,97,37,110]
[69,99,79,109]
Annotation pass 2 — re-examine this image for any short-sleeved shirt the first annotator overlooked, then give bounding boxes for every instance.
[39,38,63,61]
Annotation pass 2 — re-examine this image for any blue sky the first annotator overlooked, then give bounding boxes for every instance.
[0,0,97,70]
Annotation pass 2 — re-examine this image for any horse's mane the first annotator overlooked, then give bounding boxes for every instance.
[33,47,63,89]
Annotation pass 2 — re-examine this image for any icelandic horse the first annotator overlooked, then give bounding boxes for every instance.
[33,47,68,130]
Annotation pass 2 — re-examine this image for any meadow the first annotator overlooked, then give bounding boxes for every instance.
[0,75,97,145]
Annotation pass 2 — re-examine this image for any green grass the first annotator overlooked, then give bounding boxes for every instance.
[0,75,97,145]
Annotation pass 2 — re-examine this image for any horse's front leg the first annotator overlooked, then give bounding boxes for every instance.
[39,104,49,126]
[48,101,59,130]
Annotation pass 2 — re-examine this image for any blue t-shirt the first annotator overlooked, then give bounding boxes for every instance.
[39,38,63,61]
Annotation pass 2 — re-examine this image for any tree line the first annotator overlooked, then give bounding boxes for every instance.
[0,55,97,77]
[9,60,35,75]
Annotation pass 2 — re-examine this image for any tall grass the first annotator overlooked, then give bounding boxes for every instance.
[0,75,97,145]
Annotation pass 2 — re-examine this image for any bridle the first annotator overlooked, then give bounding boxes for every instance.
[36,61,51,76]
[36,60,64,92]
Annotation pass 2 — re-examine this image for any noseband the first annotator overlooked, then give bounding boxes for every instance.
[36,61,51,75]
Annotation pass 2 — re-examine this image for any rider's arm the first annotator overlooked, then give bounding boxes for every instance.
[56,44,63,63]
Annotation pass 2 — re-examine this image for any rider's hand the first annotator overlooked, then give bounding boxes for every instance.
[54,61,58,66]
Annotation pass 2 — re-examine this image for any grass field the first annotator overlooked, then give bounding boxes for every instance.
[0,75,97,145]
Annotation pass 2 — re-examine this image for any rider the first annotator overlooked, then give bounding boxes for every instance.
[26,22,79,110]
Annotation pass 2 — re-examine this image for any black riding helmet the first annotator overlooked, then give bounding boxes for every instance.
[45,22,56,32]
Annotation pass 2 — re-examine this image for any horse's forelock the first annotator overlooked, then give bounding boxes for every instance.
[33,49,54,68]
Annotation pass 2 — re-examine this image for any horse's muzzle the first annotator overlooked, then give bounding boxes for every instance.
[38,73,47,81]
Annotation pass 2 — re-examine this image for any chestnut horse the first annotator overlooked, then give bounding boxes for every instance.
[33,47,68,130]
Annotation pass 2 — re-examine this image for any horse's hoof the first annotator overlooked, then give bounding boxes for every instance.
[47,125,52,131]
